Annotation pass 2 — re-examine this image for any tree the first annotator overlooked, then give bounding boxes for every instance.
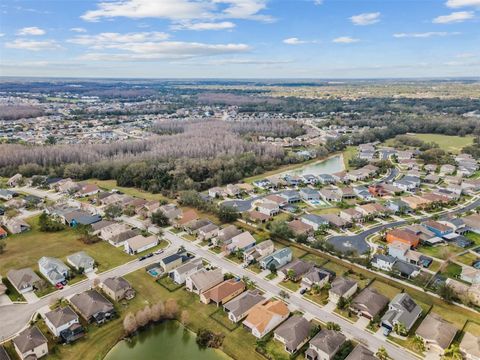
[376,347,391,360]
[269,263,277,275]
[218,205,239,223]
[270,220,294,240]
[38,212,65,232]
[45,135,57,145]
[286,269,296,281]
[123,312,138,336]
[164,298,179,319]
[444,343,462,360]
[279,290,290,299]
[438,283,455,302]
[151,210,170,227]
[151,301,165,322]
[309,324,321,338]
[104,204,123,220]
[337,296,348,310]
[135,306,151,328]
[196,328,225,349]
[326,322,341,331]
[412,336,425,353]
[394,322,407,336]
[180,310,190,326]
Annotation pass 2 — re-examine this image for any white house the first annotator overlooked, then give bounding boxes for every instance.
[123,235,158,255]
[38,257,70,285]
[67,251,95,273]
[44,306,80,337]
[169,258,203,284]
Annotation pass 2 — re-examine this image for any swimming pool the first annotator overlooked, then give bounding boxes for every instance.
[148,268,160,277]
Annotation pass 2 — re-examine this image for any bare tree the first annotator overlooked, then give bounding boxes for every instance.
[135,306,151,328]
[164,298,179,319]
[151,301,165,322]
[123,312,138,336]
[180,310,190,327]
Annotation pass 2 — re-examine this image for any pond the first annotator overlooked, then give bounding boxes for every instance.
[283,154,344,177]
[104,321,229,360]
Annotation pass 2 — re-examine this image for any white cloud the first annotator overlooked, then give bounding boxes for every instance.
[173,21,236,31]
[16,26,46,36]
[433,11,474,23]
[333,36,359,43]
[283,37,306,45]
[446,0,480,8]
[312,0,323,5]
[0,33,4,37]
[70,27,87,33]
[456,52,475,58]
[393,31,459,38]
[81,0,272,23]
[68,31,170,47]
[349,12,380,26]
[5,39,62,51]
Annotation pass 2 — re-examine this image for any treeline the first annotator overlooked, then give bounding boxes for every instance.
[0,105,45,120]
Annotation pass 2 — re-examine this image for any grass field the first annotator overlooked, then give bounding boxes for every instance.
[368,280,402,300]
[0,215,132,275]
[342,146,358,170]
[280,279,301,292]
[407,134,474,154]
[417,244,462,260]
[456,252,479,267]
[88,179,169,202]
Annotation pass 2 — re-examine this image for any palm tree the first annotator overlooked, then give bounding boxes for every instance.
[394,322,407,336]
[376,346,391,360]
[412,336,425,353]
[443,344,462,360]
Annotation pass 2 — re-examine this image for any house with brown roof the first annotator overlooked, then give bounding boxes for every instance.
[340,208,364,223]
[242,300,290,338]
[281,259,314,282]
[305,329,346,360]
[344,345,376,360]
[176,209,199,228]
[386,229,420,248]
[329,277,357,304]
[100,277,135,301]
[247,210,271,223]
[350,287,389,320]
[213,225,242,247]
[288,219,314,236]
[75,183,100,197]
[273,315,312,354]
[12,326,48,360]
[223,290,266,323]
[123,234,158,255]
[416,313,457,352]
[200,279,245,306]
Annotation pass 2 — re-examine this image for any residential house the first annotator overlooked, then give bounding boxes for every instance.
[3,218,30,234]
[197,223,219,241]
[288,220,314,236]
[124,235,158,255]
[247,210,270,224]
[319,188,342,202]
[223,290,266,323]
[356,203,389,218]
[350,287,389,319]
[100,277,135,301]
[340,187,356,200]
[401,196,430,210]
[416,313,457,352]
[243,300,290,338]
[462,214,480,234]
[0,189,16,201]
[99,223,130,242]
[317,174,335,185]
[158,204,182,221]
[214,225,242,247]
[305,329,346,360]
[243,240,274,263]
[7,268,43,293]
[392,261,421,279]
[184,219,212,235]
[279,190,301,204]
[225,231,256,254]
[0,227,7,239]
[76,183,100,197]
[44,306,81,339]
[259,248,293,270]
[303,174,319,185]
[300,188,320,201]
[200,279,245,306]
[69,290,115,324]
[461,267,480,284]
[301,268,332,290]
[208,187,224,198]
[185,268,224,295]
[90,220,115,235]
[344,345,376,360]
[281,259,314,281]
[176,209,199,228]
[460,332,480,360]
[371,254,396,272]
[67,251,95,273]
[257,201,280,216]
[160,253,185,272]
[440,164,456,175]
[108,229,140,248]
[38,256,70,285]
[225,184,241,197]
[264,194,288,208]
[7,173,22,187]
[169,258,203,284]
[329,277,358,304]
[381,293,422,334]
[423,220,453,237]
[12,326,48,360]
[274,315,312,354]
[386,229,420,248]
[64,210,101,227]
[319,214,350,229]
[301,214,329,231]
[340,208,364,223]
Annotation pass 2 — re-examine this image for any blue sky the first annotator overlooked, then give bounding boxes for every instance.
[0,0,479,78]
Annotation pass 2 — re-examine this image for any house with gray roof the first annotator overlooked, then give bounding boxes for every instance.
[67,251,95,273]
[273,315,312,354]
[69,289,115,324]
[281,259,314,281]
[259,247,293,270]
[344,345,376,360]
[44,306,80,337]
[329,277,357,304]
[305,329,346,360]
[12,326,48,360]
[169,258,203,284]
[301,214,329,231]
[300,188,320,201]
[350,287,389,320]
[100,277,135,301]
[416,313,457,351]
[381,293,422,334]
[185,268,223,295]
[38,256,70,285]
[7,268,43,293]
[214,225,242,246]
[223,290,266,323]
[301,268,332,290]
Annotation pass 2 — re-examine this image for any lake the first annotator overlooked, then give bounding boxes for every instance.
[284,154,344,176]
[104,321,229,360]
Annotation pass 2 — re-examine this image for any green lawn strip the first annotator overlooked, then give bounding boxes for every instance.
[417,244,462,260]
[182,234,196,241]
[0,215,132,275]
[299,253,329,267]
[279,279,301,292]
[387,335,425,356]
[225,254,243,264]
[156,275,184,292]
[409,134,474,154]
[342,146,358,170]
[2,277,26,302]
[442,262,462,279]
[321,261,349,276]
[248,263,262,274]
[304,290,329,306]
[368,279,402,300]
[209,308,240,332]
[428,260,442,273]
[455,252,479,267]
[265,272,278,280]
[333,308,359,323]
[466,232,480,246]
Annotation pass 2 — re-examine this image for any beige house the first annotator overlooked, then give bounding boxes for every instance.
[416,313,457,352]
[200,279,245,306]
[13,326,48,360]
[460,332,480,360]
[101,277,135,301]
[328,277,357,304]
[186,268,224,295]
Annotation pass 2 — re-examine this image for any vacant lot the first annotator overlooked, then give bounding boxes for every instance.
[89,179,168,202]
[409,133,474,153]
[0,215,132,275]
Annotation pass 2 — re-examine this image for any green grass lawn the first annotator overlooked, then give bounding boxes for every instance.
[466,232,480,246]
[300,253,329,267]
[456,252,479,267]
[388,335,425,356]
[408,134,474,154]
[88,179,169,202]
[304,289,329,306]
[321,261,350,276]
[417,244,462,260]
[428,260,442,273]
[464,321,480,337]
[265,272,278,280]
[334,308,359,323]
[262,336,304,360]
[343,146,358,170]
[0,215,132,275]
[280,279,301,292]
[368,280,402,300]
[442,262,462,279]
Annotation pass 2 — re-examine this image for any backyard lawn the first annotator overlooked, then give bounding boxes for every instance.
[466,232,480,246]
[456,252,479,267]
[0,215,132,275]
[342,146,358,170]
[417,244,462,260]
[368,280,402,300]
[88,179,169,202]
[409,134,474,154]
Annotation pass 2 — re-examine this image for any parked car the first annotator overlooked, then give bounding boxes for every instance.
[55,283,64,289]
